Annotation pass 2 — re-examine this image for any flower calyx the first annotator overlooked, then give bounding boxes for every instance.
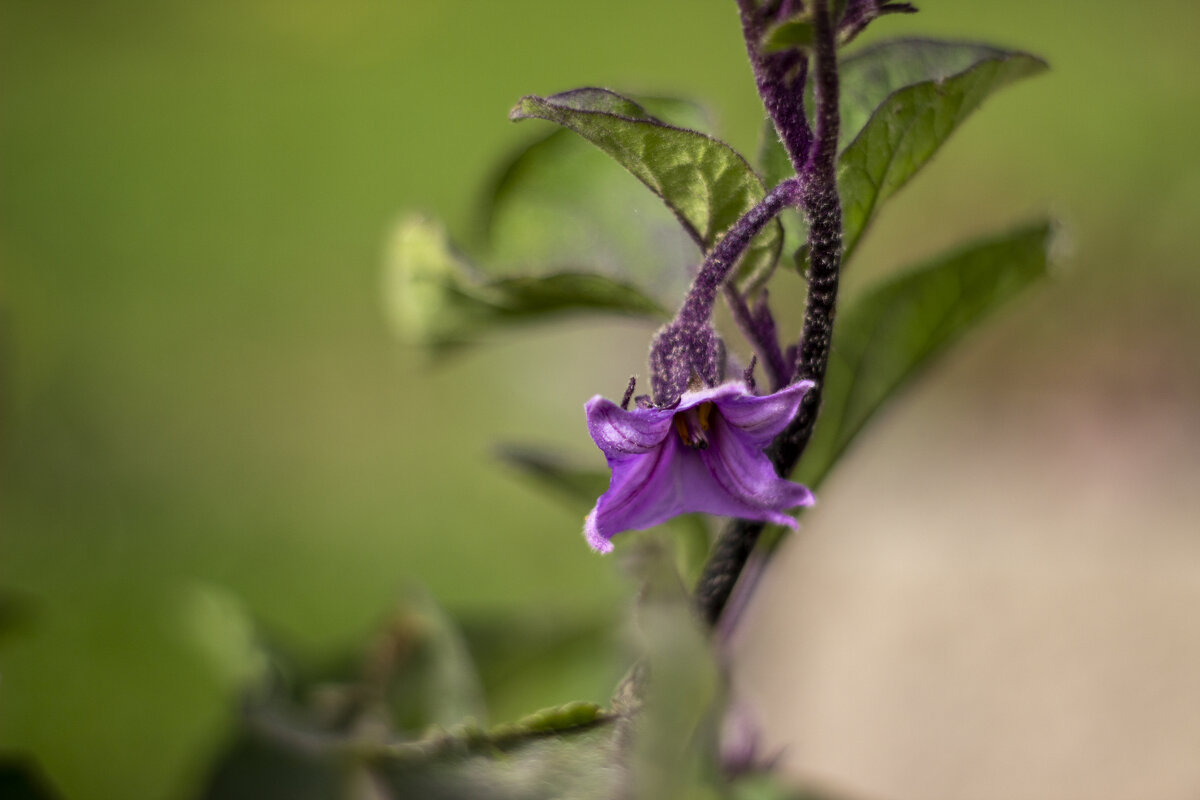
[648,318,725,407]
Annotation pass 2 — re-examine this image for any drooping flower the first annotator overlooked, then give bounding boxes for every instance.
[583,380,816,553]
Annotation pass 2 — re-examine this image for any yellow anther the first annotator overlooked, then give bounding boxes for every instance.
[674,403,715,449]
[674,415,692,446]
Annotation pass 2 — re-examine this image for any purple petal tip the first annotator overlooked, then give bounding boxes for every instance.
[584,511,614,554]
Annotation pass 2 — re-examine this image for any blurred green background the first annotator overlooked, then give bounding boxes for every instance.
[2,1,1198,799]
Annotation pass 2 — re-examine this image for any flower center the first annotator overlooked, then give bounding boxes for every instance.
[673,401,714,449]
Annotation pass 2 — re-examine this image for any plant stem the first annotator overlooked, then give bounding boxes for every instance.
[696,0,843,627]
[722,285,787,391]
[736,1,813,173]
[650,177,801,404]
[676,177,802,324]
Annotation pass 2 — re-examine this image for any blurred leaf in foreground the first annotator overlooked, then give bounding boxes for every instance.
[0,760,64,800]
[368,589,490,734]
[618,538,722,800]
[0,581,263,800]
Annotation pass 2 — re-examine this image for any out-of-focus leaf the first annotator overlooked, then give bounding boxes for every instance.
[223,591,486,740]
[0,589,36,643]
[202,547,724,800]
[796,222,1052,487]
[756,121,797,194]
[484,275,663,318]
[0,580,264,800]
[730,773,857,800]
[755,125,810,258]
[672,514,712,590]
[0,760,64,800]
[510,88,782,290]
[200,735,340,800]
[379,589,489,732]
[622,539,722,800]
[217,703,622,800]
[373,720,621,800]
[460,612,623,725]
[384,215,665,349]
[839,46,1047,260]
[209,602,611,800]
[495,446,610,508]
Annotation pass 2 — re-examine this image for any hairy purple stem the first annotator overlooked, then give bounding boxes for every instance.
[696,0,843,627]
[736,0,813,174]
[722,285,787,391]
[649,177,802,404]
[677,177,802,324]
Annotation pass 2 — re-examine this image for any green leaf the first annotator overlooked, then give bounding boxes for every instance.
[755,40,1047,265]
[796,222,1053,488]
[0,580,264,800]
[381,589,490,732]
[373,719,624,800]
[760,0,864,53]
[460,611,623,725]
[510,88,783,290]
[760,40,1043,171]
[837,39,1035,154]
[201,734,341,800]
[755,124,810,259]
[0,589,36,644]
[839,45,1048,261]
[214,708,622,800]
[756,120,797,194]
[623,540,721,800]
[482,101,711,307]
[762,18,815,53]
[495,446,610,509]
[384,215,665,349]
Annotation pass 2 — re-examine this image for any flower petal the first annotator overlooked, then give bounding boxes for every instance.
[582,381,815,552]
[674,381,749,412]
[585,395,675,459]
[713,380,814,448]
[693,415,814,525]
[583,509,614,554]
[584,434,686,551]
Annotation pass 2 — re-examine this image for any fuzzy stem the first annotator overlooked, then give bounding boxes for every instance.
[696,0,843,627]
[722,285,787,391]
[736,0,813,175]
[648,176,804,405]
[675,177,802,326]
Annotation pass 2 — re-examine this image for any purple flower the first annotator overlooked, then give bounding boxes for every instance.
[583,380,816,553]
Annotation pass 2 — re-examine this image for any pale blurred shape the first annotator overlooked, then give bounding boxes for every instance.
[733,336,1200,800]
